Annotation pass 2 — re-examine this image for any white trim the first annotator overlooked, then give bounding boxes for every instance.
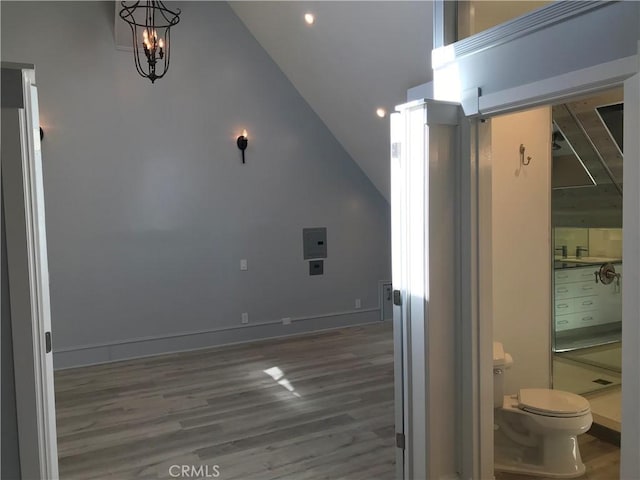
[478,55,638,116]
[621,69,640,479]
[54,313,383,371]
[392,99,465,479]
[433,1,607,69]
[2,67,59,480]
[54,307,380,353]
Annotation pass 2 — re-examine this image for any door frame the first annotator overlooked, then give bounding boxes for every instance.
[432,1,640,477]
[1,63,59,479]
[391,99,472,479]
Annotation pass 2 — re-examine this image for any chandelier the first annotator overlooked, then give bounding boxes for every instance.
[119,1,181,83]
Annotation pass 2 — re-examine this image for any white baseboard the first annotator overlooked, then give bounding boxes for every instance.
[53,308,381,370]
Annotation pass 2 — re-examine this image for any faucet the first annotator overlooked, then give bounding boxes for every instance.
[576,246,589,259]
[555,245,568,259]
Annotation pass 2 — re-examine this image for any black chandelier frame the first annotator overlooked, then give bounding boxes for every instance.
[119,1,181,83]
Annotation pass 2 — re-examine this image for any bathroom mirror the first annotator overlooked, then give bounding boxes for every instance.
[551,87,623,434]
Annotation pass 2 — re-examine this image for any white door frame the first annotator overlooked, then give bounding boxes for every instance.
[391,99,471,479]
[1,64,59,480]
[432,1,640,477]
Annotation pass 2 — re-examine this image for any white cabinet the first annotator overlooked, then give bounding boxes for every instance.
[554,263,622,332]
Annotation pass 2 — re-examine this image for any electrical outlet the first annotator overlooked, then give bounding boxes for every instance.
[355,298,362,309]
[241,312,249,324]
[282,317,291,325]
[240,259,248,271]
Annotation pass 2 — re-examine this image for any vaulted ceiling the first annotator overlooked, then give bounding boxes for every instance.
[230,1,434,201]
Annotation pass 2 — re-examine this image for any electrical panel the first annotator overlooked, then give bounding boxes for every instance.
[303,227,327,259]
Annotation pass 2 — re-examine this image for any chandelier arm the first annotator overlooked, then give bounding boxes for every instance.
[131,28,149,78]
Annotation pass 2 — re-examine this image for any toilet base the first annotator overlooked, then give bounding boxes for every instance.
[495,426,587,478]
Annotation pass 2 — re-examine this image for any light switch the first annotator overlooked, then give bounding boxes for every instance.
[240,259,248,271]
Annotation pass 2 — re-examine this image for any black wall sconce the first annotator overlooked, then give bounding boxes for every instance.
[40,127,44,141]
[236,129,248,164]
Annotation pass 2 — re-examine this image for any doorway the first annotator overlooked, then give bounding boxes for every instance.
[482,98,623,478]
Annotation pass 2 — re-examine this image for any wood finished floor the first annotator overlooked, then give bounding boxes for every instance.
[55,324,396,480]
[55,322,621,479]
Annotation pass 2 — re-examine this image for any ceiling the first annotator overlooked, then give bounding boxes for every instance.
[230,1,434,201]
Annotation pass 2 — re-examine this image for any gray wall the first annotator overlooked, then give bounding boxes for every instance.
[2,190,21,479]
[1,1,391,368]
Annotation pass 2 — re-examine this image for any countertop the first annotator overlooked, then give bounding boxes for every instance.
[554,256,622,270]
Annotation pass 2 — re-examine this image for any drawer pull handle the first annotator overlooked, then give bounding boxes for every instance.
[582,301,593,306]
[558,274,568,279]
[557,303,569,309]
[582,286,593,291]
[558,320,569,325]
[557,288,568,293]
[581,316,594,322]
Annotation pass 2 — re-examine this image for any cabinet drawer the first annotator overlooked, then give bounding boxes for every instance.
[574,296,598,312]
[554,281,597,300]
[555,311,600,331]
[554,300,574,316]
[554,271,573,284]
[555,267,597,284]
[572,281,597,297]
[554,296,598,315]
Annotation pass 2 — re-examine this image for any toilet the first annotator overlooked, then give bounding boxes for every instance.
[493,342,593,478]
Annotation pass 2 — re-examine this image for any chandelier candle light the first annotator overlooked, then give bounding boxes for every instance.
[119,1,181,83]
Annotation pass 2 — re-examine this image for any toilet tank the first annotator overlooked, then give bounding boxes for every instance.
[493,342,513,408]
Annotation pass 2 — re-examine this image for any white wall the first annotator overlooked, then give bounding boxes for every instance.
[491,107,551,393]
[1,1,391,368]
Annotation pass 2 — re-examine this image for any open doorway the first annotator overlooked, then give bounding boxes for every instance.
[481,92,623,479]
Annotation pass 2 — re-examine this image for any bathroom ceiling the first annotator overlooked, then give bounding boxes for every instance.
[552,88,624,228]
[230,1,434,202]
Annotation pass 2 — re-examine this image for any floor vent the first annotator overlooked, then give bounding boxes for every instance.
[592,378,613,385]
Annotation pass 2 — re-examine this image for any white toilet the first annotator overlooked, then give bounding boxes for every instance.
[493,342,593,478]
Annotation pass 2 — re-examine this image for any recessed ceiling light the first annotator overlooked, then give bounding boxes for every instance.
[304,13,315,25]
[376,108,386,118]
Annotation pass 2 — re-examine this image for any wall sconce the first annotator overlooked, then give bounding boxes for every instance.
[236,129,248,164]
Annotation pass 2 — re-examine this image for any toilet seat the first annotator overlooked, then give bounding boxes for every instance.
[518,388,590,418]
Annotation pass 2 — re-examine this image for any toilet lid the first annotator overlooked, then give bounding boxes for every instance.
[518,388,590,417]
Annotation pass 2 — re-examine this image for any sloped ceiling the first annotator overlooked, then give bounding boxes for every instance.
[230,1,433,201]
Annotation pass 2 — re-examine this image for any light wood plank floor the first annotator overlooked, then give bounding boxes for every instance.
[55,322,620,479]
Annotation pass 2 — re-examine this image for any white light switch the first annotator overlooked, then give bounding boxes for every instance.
[355,299,362,309]
[241,312,249,324]
[240,259,248,271]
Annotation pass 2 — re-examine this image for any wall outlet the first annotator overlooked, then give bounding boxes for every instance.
[355,298,362,309]
[282,317,291,325]
[241,312,249,324]
[240,259,248,271]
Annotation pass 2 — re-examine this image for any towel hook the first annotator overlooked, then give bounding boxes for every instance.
[520,144,532,166]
